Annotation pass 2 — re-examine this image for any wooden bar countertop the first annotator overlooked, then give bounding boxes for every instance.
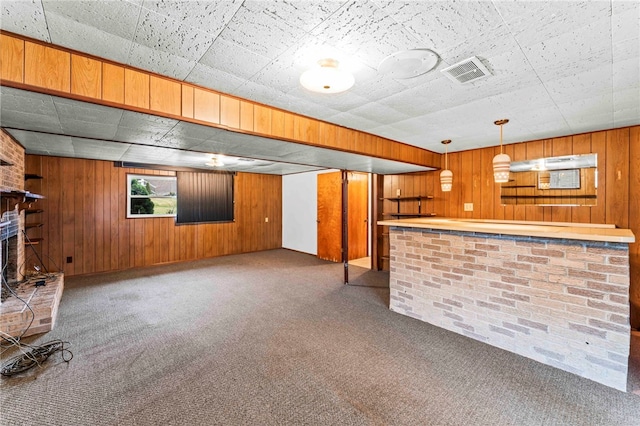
[377,218,635,244]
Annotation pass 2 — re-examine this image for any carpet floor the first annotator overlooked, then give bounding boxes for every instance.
[1,249,639,425]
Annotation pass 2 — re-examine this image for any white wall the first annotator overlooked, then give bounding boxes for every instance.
[282,170,333,254]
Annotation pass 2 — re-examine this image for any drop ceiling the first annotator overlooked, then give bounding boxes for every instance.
[1,0,638,174]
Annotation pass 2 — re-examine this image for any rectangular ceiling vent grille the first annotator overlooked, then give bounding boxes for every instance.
[441,56,491,84]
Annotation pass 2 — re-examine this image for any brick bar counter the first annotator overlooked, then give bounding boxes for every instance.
[377,218,635,391]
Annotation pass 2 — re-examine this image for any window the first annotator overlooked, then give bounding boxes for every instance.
[127,174,177,218]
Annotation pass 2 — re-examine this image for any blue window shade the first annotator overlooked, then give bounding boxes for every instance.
[176,172,234,224]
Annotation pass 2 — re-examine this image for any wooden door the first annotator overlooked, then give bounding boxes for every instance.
[348,172,368,260]
[317,172,342,262]
[317,171,368,262]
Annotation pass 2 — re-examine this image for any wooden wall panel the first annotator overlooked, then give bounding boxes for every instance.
[149,76,181,116]
[254,105,271,134]
[71,54,101,99]
[181,85,194,119]
[102,63,125,104]
[605,128,629,228]
[220,95,240,128]
[240,101,254,132]
[24,41,70,92]
[0,34,24,82]
[194,88,220,124]
[26,155,282,277]
[124,68,149,109]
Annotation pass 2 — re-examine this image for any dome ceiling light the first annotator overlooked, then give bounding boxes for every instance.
[378,48,440,79]
[300,58,354,94]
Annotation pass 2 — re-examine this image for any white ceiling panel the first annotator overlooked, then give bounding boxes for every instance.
[198,38,272,80]
[0,0,638,167]
[45,11,133,64]
[141,0,242,36]
[1,0,49,42]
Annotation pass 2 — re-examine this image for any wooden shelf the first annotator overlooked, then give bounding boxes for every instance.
[24,237,44,245]
[24,174,43,180]
[25,223,44,229]
[380,195,434,201]
[25,209,44,215]
[384,212,437,217]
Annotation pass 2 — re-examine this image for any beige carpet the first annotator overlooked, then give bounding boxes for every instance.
[1,249,639,425]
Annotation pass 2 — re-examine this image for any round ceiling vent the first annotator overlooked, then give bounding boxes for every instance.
[378,49,440,79]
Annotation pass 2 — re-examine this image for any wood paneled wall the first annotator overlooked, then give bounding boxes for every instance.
[381,125,640,328]
[25,155,282,277]
[0,31,439,168]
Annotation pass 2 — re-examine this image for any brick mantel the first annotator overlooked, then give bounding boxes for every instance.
[388,227,631,391]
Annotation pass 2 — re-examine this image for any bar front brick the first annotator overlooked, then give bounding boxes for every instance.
[387,228,631,392]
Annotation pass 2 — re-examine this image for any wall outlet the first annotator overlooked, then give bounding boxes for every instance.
[464,203,474,212]
[66,256,73,264]
[265,217,269,223]
[396,188,401,196]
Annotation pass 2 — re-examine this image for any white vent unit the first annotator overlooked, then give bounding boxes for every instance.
[441,56,491,84]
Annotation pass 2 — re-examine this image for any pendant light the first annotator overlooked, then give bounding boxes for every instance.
[492,119,510,183]
[440,139,453,192]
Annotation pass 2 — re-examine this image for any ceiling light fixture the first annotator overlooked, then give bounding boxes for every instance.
[493,119,511,183]
[205,154,225,167]
[300,58,354,94]
[378,49,439,79]
[440,139,453,192]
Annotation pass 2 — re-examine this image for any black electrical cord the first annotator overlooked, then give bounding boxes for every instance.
[1,339,72,377]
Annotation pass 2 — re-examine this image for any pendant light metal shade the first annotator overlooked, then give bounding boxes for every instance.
[440,139,452,192]
[492,119,510,183]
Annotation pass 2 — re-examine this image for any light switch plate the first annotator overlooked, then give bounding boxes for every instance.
[396,189,401,196]
[464,203,473,211]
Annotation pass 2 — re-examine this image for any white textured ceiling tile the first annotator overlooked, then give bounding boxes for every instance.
[219,2,307,59]
[53,97,123,125]
[288,86,372,114]
[60,120,119,140]
[1,110,63,133]
[375,86,442,117]
[612,0,640,44]
[438,24,517,67]
[614,87,640,110]
[1,0,50,41]
[133,8,214,62]
[12,132,74,156]
[1,86,57,116]
[251,59,302,94]
[523,18,612,81]
[198,38,271,80]
[127,43,197,80]
[613,56,640,91]
[254,0,346,32]
[71,138,131,160]
[309,1,419,69]
[42,0,140,40]
[141,0,242,36]
[557,93,613,119]
[487,85,557,115]
[233,81,290,110]
[375,0,501,52]
[326,112,382,131]
[46,12,133,64]
[348,102,411,126]
[498,1,610,47]
[545,64,613,104]
[184,64,246,94]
